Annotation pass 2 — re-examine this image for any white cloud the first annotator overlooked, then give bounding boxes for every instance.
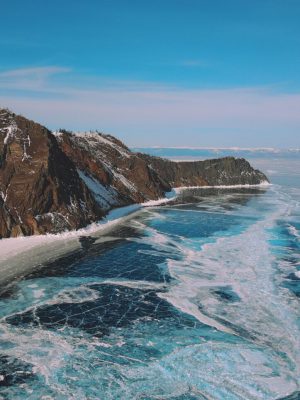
[0,66,70,78]
[0,66,299,147]
[0,66,71,92]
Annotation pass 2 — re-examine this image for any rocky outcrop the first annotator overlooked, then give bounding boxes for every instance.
[138,154,268,187]
[0,108,268,238]
[54,130,170,206]
[0,109,102,237]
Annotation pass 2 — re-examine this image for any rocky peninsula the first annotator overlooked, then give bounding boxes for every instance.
[0,108,268,238]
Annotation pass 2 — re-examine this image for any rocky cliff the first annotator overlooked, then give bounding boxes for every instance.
[0,109,102,237]
[0,108,268,238]
[139,153,268,187]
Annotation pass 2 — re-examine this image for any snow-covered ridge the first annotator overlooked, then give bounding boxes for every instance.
[53,129,131,159]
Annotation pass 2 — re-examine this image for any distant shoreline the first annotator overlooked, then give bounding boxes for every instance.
[132,146,300,152]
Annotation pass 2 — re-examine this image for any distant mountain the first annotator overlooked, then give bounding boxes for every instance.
[0,108,268,238]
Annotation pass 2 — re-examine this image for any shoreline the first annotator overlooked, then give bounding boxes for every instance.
[0,183,270,288]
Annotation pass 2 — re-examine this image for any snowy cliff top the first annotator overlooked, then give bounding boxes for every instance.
[53,130,132,159]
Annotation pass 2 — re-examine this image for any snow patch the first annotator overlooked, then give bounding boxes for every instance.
[0,184,10,203]
[52,130,63,137]
[112,171,138,193]
[173,181,271,193]
[88,132,131,159]
[0,121,19,145]
[77,169,119,209]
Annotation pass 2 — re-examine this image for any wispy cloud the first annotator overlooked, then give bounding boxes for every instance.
[0,66,299,147]
[0,66,71,92]
[0,66,70,78]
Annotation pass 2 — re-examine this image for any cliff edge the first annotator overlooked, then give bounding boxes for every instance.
[0,109,268,238]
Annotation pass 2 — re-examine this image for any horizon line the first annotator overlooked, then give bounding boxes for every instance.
[131,146,300,152]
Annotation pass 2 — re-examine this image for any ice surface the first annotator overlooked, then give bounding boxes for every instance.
[0,179,299,399]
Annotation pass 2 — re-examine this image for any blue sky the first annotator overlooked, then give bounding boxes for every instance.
[0,0,299,147]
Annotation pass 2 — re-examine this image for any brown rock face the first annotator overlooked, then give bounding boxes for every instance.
[55,130,170,205]
[138,154,268,187]
[0,108,268,238]
[0,109,102,238]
